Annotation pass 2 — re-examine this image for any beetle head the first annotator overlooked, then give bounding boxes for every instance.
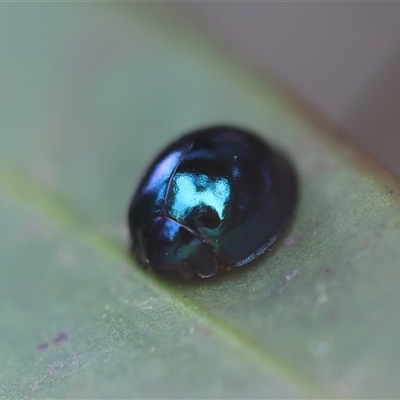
[137,216,218,279]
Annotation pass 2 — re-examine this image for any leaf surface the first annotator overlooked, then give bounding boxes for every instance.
[1,4,400,398]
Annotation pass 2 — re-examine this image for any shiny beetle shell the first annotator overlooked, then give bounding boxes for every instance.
[128,125,297,279]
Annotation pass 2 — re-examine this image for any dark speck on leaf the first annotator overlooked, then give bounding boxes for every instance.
[53,331,69,345]
[37,343,49,352]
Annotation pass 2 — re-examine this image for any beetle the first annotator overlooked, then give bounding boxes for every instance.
[128,125,297,279]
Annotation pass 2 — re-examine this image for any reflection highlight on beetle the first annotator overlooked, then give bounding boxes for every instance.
[128,125,297,279]
[171,174,230,222]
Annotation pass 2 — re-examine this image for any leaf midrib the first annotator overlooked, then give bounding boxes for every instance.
[0,159,331,397]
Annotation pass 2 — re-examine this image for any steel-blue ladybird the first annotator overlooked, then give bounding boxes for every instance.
[128,125,297,279]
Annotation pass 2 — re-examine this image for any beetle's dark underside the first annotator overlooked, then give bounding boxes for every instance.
[128,125,297,279]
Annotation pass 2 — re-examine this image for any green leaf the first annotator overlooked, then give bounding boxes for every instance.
[1,4,400,398]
